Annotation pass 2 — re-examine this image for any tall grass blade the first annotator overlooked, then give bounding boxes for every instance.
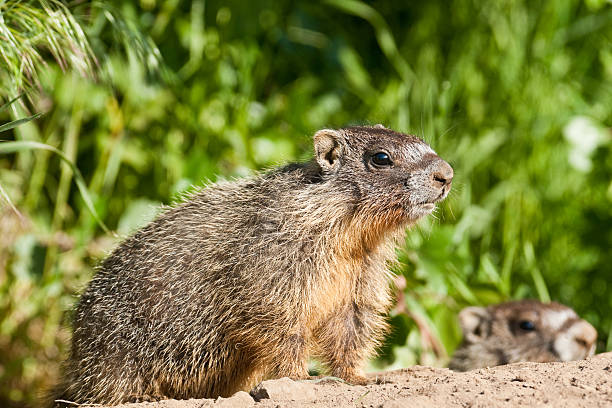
[0,94,24,113]
[0,182,23,218]
[0,113,43,133]
[523,242,551,303]
[0,0,98,97]
[323,0,415,82]
[0,140,110,233]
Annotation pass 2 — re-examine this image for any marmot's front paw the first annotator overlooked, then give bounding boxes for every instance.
[287,373,310,381]
[346,375,369,385]
[127,393,166,402]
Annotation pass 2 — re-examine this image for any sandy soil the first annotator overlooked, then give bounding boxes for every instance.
[96,352,612,408]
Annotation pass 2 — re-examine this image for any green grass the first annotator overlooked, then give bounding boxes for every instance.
[0,0,97,98]
[1,0,612,405]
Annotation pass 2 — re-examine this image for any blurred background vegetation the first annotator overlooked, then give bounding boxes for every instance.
[1,0,611,406]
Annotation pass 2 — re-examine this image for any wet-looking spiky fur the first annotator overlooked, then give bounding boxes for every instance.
[54,126,453,405]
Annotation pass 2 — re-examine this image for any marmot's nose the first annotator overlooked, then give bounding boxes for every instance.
[432,160,454,188]
[574,321,598,353]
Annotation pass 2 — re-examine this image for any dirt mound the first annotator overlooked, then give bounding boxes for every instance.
[101,352,612,408]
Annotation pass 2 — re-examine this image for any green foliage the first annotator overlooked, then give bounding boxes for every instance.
[1,0,611,405]
[0,0,97,97]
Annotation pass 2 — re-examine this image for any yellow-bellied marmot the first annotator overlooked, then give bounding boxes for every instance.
[449,300,597,371]
[54,125,453,405]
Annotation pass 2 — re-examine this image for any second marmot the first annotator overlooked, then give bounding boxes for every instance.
[449,300,597,371]
[55,125,453,405]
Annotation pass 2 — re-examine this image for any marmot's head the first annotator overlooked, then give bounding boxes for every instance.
[313,125,453,225]
[449,300,597,371]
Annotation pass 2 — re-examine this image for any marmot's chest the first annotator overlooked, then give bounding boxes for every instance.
[302,228,399,328]
[307,258,361,323]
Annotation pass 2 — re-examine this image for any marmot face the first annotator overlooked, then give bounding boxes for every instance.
[449,300,597,371]
[314,125,453,225]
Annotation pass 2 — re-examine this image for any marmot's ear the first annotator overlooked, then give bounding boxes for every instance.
[314,129,344,174]
[458,306,490,344]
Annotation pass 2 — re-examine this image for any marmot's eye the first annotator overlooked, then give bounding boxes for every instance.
[371,152,393,167]
[519,320,536,331]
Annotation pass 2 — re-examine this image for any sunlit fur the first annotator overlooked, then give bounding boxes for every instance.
[449,300,597,372]
[54,126,452,405]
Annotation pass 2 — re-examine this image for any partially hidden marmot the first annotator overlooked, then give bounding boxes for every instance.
[448,300,597,371]
[54,125,453,405]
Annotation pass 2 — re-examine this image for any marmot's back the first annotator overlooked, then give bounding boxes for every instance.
[55,126,453,406]
[449,300,597,371]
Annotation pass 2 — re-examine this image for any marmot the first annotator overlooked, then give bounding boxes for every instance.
[53,125,453,406]
[448,300,597,371]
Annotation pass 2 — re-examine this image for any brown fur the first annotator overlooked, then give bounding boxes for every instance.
[53,126,453,405]
[449,300,597,371]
